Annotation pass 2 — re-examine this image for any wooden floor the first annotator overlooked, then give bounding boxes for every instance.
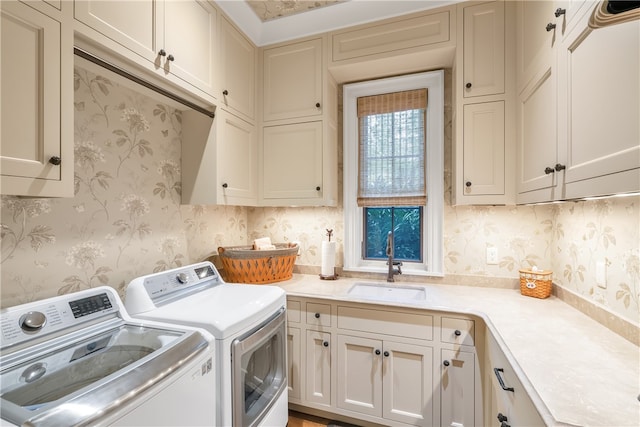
[287,412,330,427]
[287,411,361,427]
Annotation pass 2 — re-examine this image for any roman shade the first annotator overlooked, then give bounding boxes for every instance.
[357,88,427,207]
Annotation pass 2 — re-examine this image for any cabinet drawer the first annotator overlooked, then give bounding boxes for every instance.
[441,316,475,346]
[337,306,433,340]
[306,302,331,326]
[287,299,301,323]
[331,10,451,62]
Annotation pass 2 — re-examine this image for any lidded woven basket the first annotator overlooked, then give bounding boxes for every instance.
[519,268,553,299]
[217,243,298,284]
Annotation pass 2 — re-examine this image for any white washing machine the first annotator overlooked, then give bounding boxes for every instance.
[125,261,288,427]
[0,286,216,427]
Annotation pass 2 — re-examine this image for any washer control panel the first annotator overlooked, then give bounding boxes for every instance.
[141,262,222,304]
[1,289,118,348]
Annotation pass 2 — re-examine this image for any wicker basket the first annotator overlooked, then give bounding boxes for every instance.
[519,269,553,299]
[217,243,298,284]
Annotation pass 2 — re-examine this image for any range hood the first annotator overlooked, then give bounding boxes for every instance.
[590,0,640,28]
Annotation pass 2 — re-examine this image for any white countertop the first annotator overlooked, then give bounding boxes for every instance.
[276,274,640,427]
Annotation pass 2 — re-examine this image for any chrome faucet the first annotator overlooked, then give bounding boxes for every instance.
[386,231,402,282]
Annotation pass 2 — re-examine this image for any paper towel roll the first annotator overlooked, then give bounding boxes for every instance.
[321,241,336,277]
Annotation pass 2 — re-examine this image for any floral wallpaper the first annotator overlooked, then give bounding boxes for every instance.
[1,65,247,306]
[0,66,638,333]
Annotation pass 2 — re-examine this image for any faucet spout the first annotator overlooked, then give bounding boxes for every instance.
[386,231,402,282]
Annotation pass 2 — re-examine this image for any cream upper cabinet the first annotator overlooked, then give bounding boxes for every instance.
[219,15,256,123]
[259,36,338,207]
[516,1,639,203]
[1,0,74,197]
[162,0,216,97]
[461,101,506,197]
[557,13,639,199]
[74,0,161,63]
[515,0,560,200]
[328,6,454,84]
[74,0,217,101]
[462,1,505,98]
[181,109,257,206]
[262,38,323,122]
[453,0,515,205]
[262,122,323,201]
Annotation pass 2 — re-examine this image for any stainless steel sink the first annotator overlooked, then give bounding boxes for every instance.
[347,282,426,303]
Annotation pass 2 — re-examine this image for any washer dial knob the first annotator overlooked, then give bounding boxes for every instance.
[19,311,47,333]
[176,273,189,284]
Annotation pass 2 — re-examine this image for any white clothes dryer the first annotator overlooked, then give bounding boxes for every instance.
[125,261,288,427]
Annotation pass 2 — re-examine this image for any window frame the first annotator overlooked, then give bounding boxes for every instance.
[343,70,444,277]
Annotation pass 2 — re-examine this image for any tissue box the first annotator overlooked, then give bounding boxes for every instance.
[217,243,298,284]
[519,269,553,299]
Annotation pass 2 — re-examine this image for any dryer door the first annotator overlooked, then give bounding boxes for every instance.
[232,308,287,427]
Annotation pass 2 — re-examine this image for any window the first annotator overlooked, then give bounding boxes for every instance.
[343,71,444,276]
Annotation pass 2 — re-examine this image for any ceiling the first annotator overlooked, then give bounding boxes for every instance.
[215,0,460,46]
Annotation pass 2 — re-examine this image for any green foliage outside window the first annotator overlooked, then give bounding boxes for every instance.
[364,207,422,262]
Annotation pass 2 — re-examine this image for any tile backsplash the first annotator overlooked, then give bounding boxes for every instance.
[1,66,638,333]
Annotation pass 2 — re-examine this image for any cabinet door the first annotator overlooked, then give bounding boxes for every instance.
[306,330,331,407]
[558,17,640,196]
[1,0,72,196]
[287,326,302,401]
[262,121,323,200]
[516,0,556,91]
[383,342,434,426]
[219,16,256,122]
[441,349,475,427]
[462,101,505,196]
[486,334,545,427]
[516,0,558,198]
[218,110,257,205]
[163,0,216,97]
[74,0,162,64]
[263,38,323,122]
[462,1,505,98]
[336,335,382,417]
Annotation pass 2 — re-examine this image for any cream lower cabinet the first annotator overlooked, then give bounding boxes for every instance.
[337,335,434,426]
[441,349,476,427]
[287,296,481,427]
[485,332,545,427]
[1,0,73,197]
[287,326,302,400]
[306,330,332,407]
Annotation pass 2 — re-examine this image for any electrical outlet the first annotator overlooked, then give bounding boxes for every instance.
[596,261,607,289]
[486,247,498,265]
